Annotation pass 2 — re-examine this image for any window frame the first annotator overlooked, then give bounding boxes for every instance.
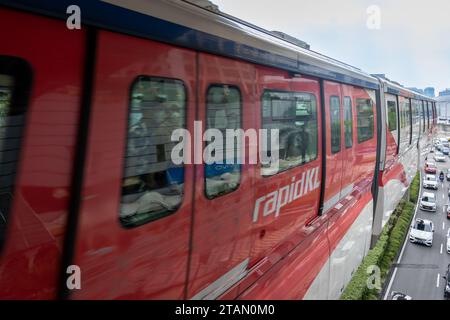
[204,83,243,200]
[356,97,375,144]
[329,95,341,154]
[343,96,353,149]
[120,75,188,228]
[387,100,398,132]
[260,89,319,177]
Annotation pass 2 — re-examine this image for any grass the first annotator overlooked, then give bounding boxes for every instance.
[341,173,420,300]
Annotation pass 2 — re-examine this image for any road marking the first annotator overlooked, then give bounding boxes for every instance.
[444,222,446,230]
[441,243,444,254]
[437,274,440,288]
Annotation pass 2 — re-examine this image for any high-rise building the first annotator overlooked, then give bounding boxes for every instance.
[424,87,435,97]
[439,89,450,97]
[407,87,424,94]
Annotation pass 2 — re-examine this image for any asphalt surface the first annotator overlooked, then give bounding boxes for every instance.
[384,139,450,300]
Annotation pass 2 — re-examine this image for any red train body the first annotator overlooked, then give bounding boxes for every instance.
[0,1,437,300]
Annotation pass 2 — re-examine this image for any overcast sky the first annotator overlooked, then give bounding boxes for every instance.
[212,0,450,95]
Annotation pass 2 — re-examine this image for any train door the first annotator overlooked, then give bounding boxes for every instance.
[0,8,86,298]
[186,54,256,299]
[323,81,344,213]
[70,31,196,299]
[236,67,326,300]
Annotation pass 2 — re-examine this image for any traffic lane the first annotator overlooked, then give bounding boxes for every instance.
[388,161,449,300]
[433,160,450,292]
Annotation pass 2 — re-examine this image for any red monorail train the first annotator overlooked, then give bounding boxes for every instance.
[0,0,437,299]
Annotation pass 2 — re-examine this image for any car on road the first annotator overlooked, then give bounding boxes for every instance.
[447,229,450,254]
[419,192,437,211]
[443,147,450,155]
[422,175,438,190]
[434,152,446,162]
[444,265,450,299]
[391,292,412,300]
[446,169,450,181]
[409,219,434,247]
[424,161,437,174]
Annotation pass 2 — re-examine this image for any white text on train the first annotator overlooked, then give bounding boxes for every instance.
[253,167,321,222]
[171,121,280,168]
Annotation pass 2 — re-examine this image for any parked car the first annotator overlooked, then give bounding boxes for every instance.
[409,219,434,247]
[422,175,438,190]
[446,169,450,181]
[419,192,437,211]
[447,204,450,219]
[424,161,437,174]
[434,152,446,162]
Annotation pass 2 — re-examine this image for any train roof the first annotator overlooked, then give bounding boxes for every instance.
[372,75,436,102]
[2,0,381,90]
[2,0,436,99]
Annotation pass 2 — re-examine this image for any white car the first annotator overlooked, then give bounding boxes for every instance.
[434,152,446,162]
[391,292,412,300]
[447,228,450,254]
[410,219,434,247]
[423,175,438,190]
[420,192,437,212]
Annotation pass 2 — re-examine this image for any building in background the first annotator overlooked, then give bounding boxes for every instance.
[424,87,435,97]
[407,87,424,94]
[437,92,450,121]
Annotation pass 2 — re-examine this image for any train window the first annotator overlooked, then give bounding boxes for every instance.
[261,90,318,176]
[120,76,186,228]
[0,57,32,252]
[330,96,341,154]
[205,85,241,199]
[343,97,353,148]
[421,102,426,133]
[387,101,397,132]
[356,98,374,143]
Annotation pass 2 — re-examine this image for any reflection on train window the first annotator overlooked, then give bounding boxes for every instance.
[330,96,341,154]
[343,97,353,148]
[356,98,374,143]
[205,85,241,199]
[387,100,397,132]
[261,90,318,176]
[120,76,186,228]
[0,57,32,253]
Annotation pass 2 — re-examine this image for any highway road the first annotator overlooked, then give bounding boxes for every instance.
[384,140,450,300]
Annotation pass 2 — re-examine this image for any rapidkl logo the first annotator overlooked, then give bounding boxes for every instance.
[253,167,320,223]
